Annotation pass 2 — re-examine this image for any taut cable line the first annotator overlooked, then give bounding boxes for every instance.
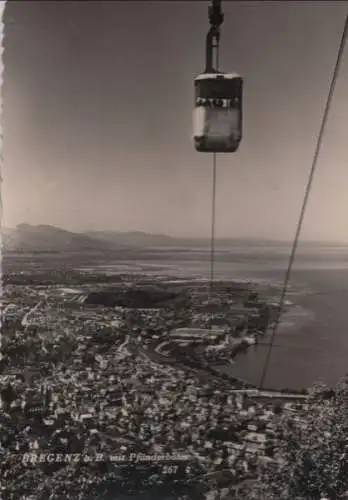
[259,14,348,390]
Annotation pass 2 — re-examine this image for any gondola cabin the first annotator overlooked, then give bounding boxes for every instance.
[193,72,243,153]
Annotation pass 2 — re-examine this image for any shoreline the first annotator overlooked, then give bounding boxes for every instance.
[156,276,309,392]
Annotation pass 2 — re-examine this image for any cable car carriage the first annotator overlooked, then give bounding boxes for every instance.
[193,1,243,153]
[193,72,243,152]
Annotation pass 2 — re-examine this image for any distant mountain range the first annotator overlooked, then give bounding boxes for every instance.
[83,230,296,249]
[2,224,117,253]
[2,224,347,253]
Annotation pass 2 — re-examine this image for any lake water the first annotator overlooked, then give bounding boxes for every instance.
[228,267,348,390]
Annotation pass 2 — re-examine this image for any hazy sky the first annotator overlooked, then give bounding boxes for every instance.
[2,1,348,240]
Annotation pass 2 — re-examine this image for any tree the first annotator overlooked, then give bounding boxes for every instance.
[244,376,348,500]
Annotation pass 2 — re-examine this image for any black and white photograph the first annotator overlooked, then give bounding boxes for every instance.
[1,1,348,499]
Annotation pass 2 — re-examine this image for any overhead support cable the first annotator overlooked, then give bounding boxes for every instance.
[259,13,348,390]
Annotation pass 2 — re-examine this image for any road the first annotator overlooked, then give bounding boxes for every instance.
[21,301,43,328]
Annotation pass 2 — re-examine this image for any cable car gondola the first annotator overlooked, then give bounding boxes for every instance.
[193,0,243,153]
